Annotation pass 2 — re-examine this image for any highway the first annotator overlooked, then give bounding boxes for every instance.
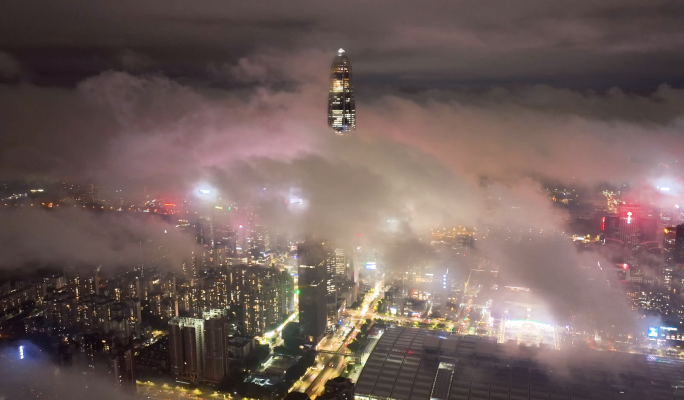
[288,280,385,398]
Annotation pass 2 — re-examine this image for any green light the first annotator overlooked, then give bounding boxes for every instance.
[295,289,300,294]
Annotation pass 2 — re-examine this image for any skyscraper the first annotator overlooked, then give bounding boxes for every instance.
[298,244,329,343]
[674,224,684,264]
[169,310,229,384]
[232,265,287,336]
[203,310,228,384]
[168,317,205,383]
[110,336,136,392]
[328,48,356,134]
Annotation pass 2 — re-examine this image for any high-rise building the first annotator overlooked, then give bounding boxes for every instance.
[203,310,228,384]
[299,279,327,343]
[327,48,356,134]
[275,270,295,315]
[674,224,684,264]
[326,247,346,278]
[110,337,136,392]
[334,248,346,276]
[232,266,287,336]
[663,226,677,264]
[169,311,228,384]
[603,204,657,266]
[168,317,205,383]
[297,243,330,342]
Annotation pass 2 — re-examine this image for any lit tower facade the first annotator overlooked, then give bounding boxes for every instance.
[327,48,356,134]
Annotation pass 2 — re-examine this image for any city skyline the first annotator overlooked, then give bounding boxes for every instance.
[3,1,684,400]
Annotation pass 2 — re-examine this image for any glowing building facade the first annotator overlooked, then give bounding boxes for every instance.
[328,48,356,134]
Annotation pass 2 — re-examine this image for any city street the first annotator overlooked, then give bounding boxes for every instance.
[137,381,229,400]
[140,281,385,400]
[288,280,384,397]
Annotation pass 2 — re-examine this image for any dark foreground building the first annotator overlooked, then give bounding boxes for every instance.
[328,48,356,134]
[354,326,684,400]
[322,377,355,400]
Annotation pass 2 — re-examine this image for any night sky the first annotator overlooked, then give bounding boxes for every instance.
[2,1,684,89]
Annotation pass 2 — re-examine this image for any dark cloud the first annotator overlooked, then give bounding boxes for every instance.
[0,208,194,270]
[0,50,20,78]
[1,1,684,88]
[1,49,684,241]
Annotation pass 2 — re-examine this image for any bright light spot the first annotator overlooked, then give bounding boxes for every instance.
[19,345,24,359]
[199,189,210,194]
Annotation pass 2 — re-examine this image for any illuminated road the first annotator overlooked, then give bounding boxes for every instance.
[138,282,385,400]
[288,280,384,398]
[137,381,229,400]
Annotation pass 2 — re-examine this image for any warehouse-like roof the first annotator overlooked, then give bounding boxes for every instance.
[354,326,684,400]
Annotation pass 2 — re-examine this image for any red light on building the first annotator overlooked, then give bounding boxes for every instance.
[601,216,605,231]
[622,264,629,270]
[165,203,175,207]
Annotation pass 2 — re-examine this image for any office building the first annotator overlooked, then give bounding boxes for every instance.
[298,243,330,342]
[327,247,346,278]
[299,277,327,343]
[334,248,346,276]
[327,48,356,134]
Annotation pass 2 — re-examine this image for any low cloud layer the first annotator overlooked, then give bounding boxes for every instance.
[0,43,682,337]
[0,208,194,270]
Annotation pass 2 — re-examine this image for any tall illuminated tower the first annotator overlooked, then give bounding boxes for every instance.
[327,48,356,134]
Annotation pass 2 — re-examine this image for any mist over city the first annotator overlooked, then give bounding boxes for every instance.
[2,1,684,399]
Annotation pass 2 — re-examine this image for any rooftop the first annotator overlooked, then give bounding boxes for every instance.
[354,326,684,400]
